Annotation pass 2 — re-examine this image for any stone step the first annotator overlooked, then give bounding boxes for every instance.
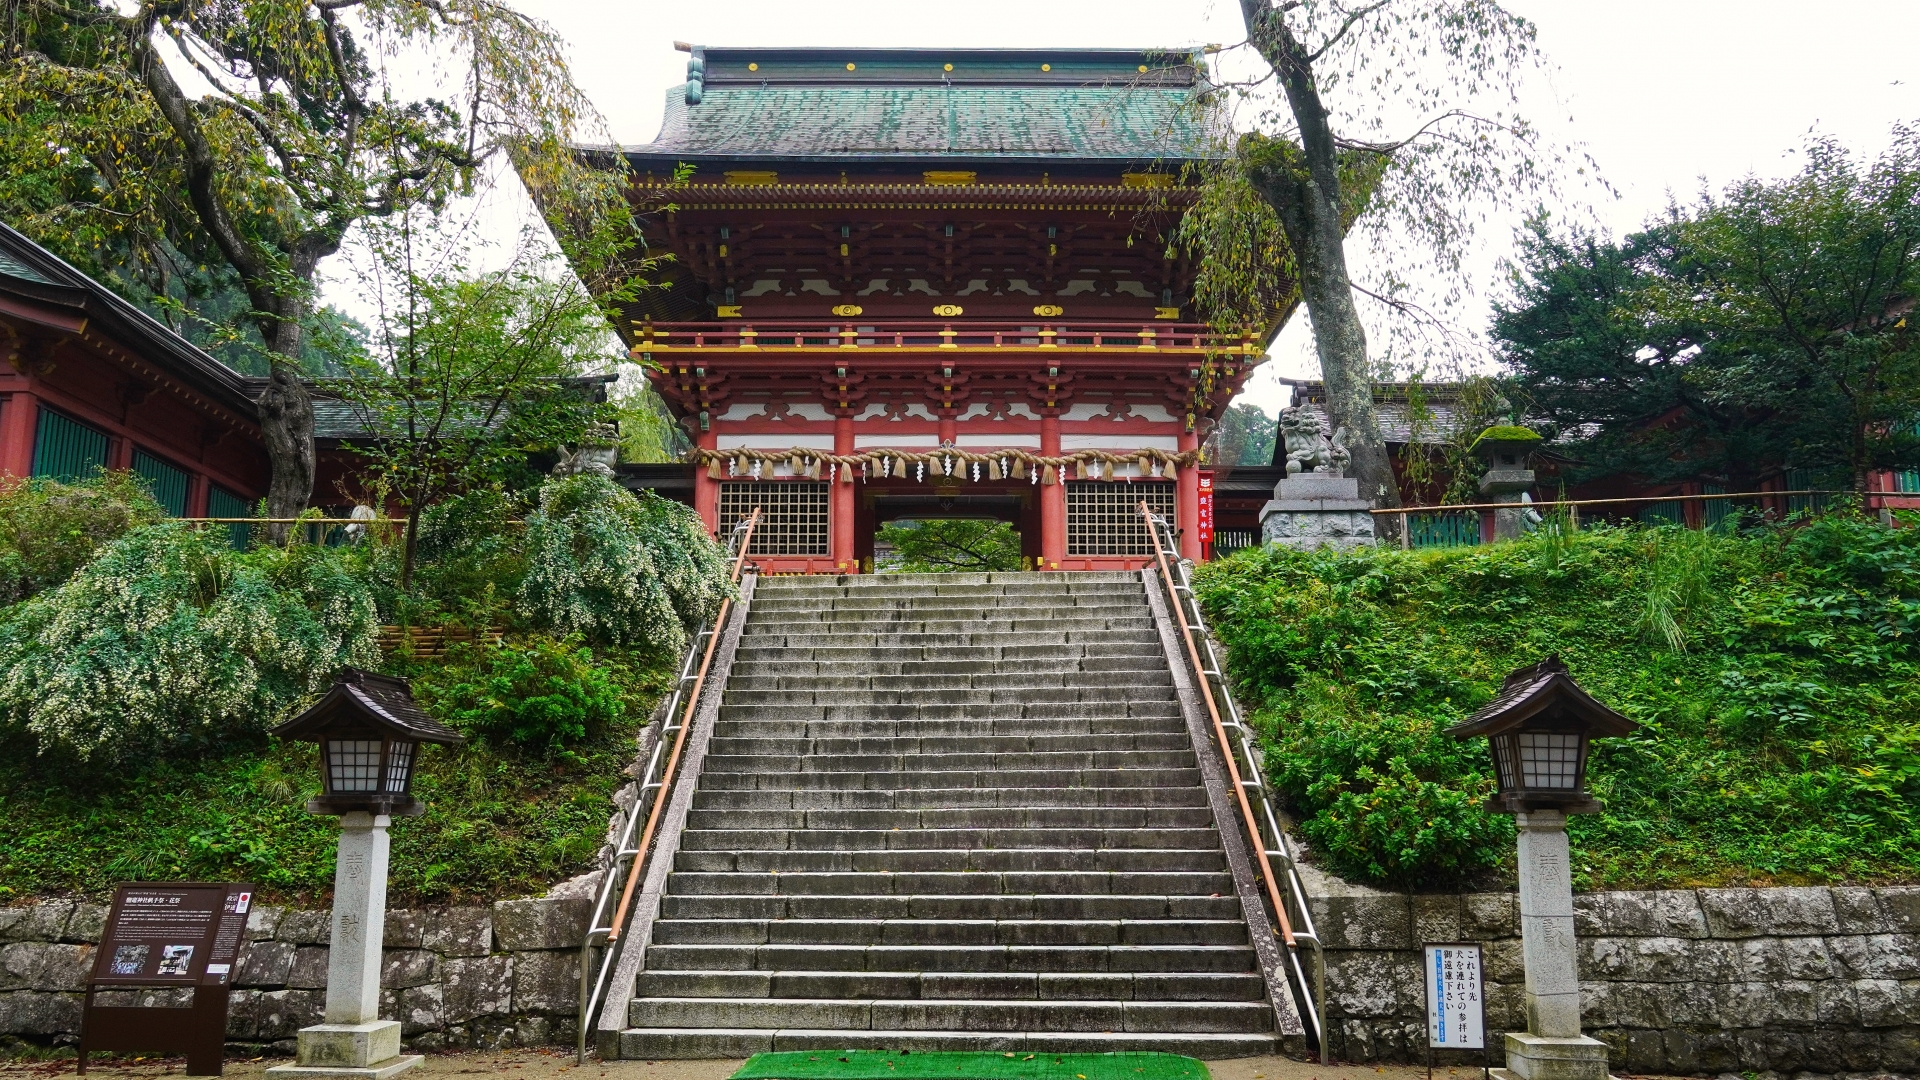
[614,1026,1280,1059]
[721,657,1173,677]
[720,687,1179,707]
[644,942,1259,975]
[697,767,1203,791]
[651,919,1248,947]
[754,571,1138,591]
[683,805,1214,831]
[708,718,1189,741]
[705,734,1192,758]
[743,621,1158,639]
[658,894,1244,922]
[750,597,1145,614]
[678,825,1215,851]
[665,870,1234,897]
[634,970,1264,1002]
[671,848,1225,875]
[724,672,1174,692]
[701,749,1192,773]
[733,644,1164,663]
[626,996,1273,1034]
[715,704,1183,725]
[691,786,1212,811]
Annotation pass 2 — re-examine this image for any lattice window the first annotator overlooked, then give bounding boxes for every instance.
[720,482,829,556]
[1066,481,1174,556]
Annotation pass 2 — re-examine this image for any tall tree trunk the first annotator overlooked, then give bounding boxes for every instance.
[1239,1,1405,536]
[258,300,316,545]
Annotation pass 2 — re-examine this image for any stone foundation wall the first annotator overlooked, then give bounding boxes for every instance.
[0,897,591,1055]
[1313,884,1920,1075]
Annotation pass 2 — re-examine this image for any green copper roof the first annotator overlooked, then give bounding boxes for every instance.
[626,47,1214,163]
[0,248,56,284]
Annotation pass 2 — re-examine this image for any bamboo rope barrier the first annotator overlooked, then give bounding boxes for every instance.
[1372,489,1845,515]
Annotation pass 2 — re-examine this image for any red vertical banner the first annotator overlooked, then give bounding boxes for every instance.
[1196,470,1215,559]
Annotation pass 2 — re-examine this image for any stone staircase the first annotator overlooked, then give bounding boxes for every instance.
[616,571,1285,1057]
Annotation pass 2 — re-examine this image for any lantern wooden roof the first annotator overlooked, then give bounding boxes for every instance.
[273,668,464,745]
[1446,656,1638,739]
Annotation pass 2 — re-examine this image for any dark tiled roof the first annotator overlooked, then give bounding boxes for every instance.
[273,667,464,744]
[618,47,1213,163]
[0,221,259,418]
[1446,655,1637,739]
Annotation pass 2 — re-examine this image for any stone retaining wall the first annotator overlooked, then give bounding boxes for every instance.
[1313,883,1920,1075]
[0,897,591,1055]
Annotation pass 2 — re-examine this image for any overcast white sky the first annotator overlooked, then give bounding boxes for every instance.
[316,0,1920,416]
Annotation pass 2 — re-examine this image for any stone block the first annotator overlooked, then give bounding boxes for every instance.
[381,949,437,989]
[491,898,589,952]
[247,905,287,942]
[1579,936,1721,984]
[440,955,512,1023]
[0,944,43,991]
[1737,935,1835,981]
[32,944,91,992]
[1851,979,1907,1027]
[226,988,263,1039]
[237,940,298,987]
[1412,894,1464,943]
[509,949,578,1014]
[1484,937,1525,982]
[1877,887,1920,933]
[1312,892,1412,950]
[1831,887,1889,933]
[1621,1027,1667,1073]
[399,984,444,1036]
[1723,979,1839,1027]
[1574,890,1708,938]
[278,909,333,945]
[1484,980,1525,1031]
[1326,949,1420,1018]
[1463,893,1517,938]
[289,945,330,989]
[1503,1031,1612,1080]
[0,901,73,944]
[294,1019,403,1068]
[237,987,325,1042]
[0,990,83,1035]
[384,909,428,949]
[1646,980,1722,1027]
[422,908,492,958]
[1580,980,1662,1030]
[64,904,107,944]
[1701,887,1840,938]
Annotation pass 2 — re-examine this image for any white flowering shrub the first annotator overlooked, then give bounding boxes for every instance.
[0,524,379,760]
[519,474,732,658]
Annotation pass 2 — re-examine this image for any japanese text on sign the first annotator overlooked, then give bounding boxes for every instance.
[1424,942,1485,1049]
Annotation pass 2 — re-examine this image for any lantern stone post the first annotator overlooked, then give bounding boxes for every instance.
[1471,426,1542,542]
[266,670,463,1080]
[1447,656,1637,1080]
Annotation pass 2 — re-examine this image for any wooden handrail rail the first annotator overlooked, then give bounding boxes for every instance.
[1140,500,1295,948]
[604,507,759,945]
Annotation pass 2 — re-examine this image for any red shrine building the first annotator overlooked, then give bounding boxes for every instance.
[585,47,1272,573]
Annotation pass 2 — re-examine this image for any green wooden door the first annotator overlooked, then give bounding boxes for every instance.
[32,408,108,483]
[133,450,190,516]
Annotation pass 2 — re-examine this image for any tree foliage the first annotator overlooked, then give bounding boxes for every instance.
[518,475,733,658]
[0,525,379,761]
[0,0,638,533]
[1178,0,1587,521]
[0,473,164,604]
[876,519,1025,574]
[1213,402,1279,467]
[1499,129,1920,491]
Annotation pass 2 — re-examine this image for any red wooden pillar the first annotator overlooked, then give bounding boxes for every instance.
[1176,430,1201,562]
[187,473,211,517]
[832,414,856,572]
[693,428,719,536]
[1039,414,1065,569]
[0,392,38,479]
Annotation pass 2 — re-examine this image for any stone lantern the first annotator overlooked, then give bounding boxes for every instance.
[267,670,462,1080]
[1472,426,1542,541]
[1448,656,1637,1080]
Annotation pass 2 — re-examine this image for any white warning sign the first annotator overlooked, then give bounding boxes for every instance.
[1424,942,1486,1049]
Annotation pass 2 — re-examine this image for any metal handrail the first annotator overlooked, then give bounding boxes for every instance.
[1139,503,1328,1062]
[575,508,760,1063]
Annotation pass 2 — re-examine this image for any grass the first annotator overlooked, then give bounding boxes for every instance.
[0,643,669,906]
[1193,513,1920,891]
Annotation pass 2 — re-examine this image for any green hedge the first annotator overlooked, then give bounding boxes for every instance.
[1193,516,1920,890]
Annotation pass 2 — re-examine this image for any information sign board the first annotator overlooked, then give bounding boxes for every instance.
[80,883,255,1076]
[1423,941,1486,1050]
[1197,471,1214,545]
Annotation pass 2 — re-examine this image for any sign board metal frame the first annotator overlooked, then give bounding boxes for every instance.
[79,882,256,1076]
[1422,941,1490,1080]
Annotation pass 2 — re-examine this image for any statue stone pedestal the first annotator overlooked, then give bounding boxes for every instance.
[1479,468,1537,541]
[1259,473,1376,551]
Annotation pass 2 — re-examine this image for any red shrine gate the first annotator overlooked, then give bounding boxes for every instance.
[579,47,1289,571]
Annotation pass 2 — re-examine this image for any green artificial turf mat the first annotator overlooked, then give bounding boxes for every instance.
[729,1050,1210,1080]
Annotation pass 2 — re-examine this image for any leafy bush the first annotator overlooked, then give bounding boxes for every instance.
[1195,515,1920,889]
[0,473,164,603]
[412,635,627,750]
[0,525,379,760]
[519,474,732,657]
